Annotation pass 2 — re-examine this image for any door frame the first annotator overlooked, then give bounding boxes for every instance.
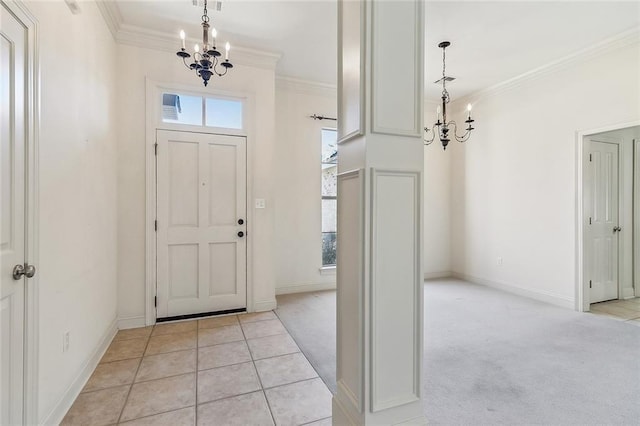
[1,0,40,423]
[576,120,640,311]
[144,78,255,326]
[635,138,640,298]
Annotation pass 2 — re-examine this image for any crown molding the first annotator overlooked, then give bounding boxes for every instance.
[463,27,640,104]
[95,0,123,39]
[116,24,281,70]
[276,75,337,97]
[95,2,280,70]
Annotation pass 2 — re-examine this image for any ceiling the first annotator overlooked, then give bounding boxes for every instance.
[115,1,640,98]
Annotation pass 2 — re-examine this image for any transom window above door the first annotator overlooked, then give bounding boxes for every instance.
[161,92,244,130]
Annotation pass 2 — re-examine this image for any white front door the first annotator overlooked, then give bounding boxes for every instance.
[156,130,247,318]
[1,5,27,424]
[588,140,620,303]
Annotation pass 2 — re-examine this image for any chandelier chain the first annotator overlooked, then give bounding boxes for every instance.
[441,44,449,103]
[442,45,446,79]
[202,0,209,23]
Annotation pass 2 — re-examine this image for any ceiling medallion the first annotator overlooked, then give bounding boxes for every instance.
[424,41,475,150]
[176,0,233,86]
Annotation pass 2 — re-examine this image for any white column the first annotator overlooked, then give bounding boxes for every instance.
[333,0,425,424]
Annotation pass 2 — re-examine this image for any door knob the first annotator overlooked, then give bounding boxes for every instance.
[237,231,244,238]
[25,264,36,278]
[613,226,622,233]
[13,264,36,280]
[238,219,244,225]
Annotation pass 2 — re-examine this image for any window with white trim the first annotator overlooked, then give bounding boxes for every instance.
[321,128,337,266]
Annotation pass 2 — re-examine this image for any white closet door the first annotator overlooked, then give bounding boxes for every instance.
[156,130,247,318]
[1,5,27,424]
[588,140,619,303]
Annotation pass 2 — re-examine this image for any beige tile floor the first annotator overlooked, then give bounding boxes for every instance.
[62,311,333,426]
[590,297,640,326]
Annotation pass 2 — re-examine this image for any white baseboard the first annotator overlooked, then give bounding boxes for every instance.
[332,394,428,425]
[452,272,575,309]
[118,315,147,330]
[333,395,357,426]
[423,271,452,280]
[41,317,118,425]
[275,282,337,295]
[253,299,277,312]
[395,415,429,425]
[622,287,635,299]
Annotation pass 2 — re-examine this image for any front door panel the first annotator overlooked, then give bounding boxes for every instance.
[156,130,247,318]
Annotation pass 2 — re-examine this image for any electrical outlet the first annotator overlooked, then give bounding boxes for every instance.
[255,198,266,209]
[497,257,503,266]
[63,331,70,353]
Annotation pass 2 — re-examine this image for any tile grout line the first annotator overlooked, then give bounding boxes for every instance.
[251,348,301,363]
[117,405,196,425]
[194,375,324,408]
[300,416,332,426]
[238,314,279,426]
[197,386,272,407]
[261,376,321,392]
[81,369,197,397]
[195,319,204,426]
[116,325,154,424]
[147,322,287,353]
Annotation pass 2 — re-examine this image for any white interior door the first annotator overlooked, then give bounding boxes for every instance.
[156,130,247,318]
[1,6,26,424]
[588,139,620,303]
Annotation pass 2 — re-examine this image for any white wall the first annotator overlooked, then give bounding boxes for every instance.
[450,41,640,307]
[273,79,338,293]
[272,88,452,291]
[116,43,277,324]
[423,100,451,277]
[28,1,119,421]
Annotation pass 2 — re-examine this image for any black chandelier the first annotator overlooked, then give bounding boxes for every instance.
[424,41,475,150]
[176,0,233,87]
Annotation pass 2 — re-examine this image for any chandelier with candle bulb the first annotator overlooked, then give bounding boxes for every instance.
[176,0,233,87]
[424,41,475,150]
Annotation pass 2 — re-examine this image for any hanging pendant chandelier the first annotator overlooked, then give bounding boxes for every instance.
[424,41,475,150]
[176,0,233,87]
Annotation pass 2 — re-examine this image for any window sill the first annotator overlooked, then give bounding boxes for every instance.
[319,266,336,275]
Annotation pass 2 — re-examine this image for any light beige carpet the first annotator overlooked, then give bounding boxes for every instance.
[276,279,640,425]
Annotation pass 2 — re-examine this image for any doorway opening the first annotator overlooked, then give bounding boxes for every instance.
[578,123,640,313]
[144,81,254,326]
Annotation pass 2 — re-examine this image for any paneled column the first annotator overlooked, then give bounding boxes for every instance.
[333,0,425,424]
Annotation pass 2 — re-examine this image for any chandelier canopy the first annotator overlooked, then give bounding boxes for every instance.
[176,0,233,87]
[424,41,475,150]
